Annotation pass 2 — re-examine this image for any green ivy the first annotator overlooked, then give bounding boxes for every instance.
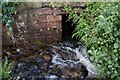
[63,2,120,79]
[1,1,20,35]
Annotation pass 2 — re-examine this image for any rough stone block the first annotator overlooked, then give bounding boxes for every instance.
[2,33,11,45]
[53,8,63,15]
[36,22,47,30]
[2,27,12,45]
[46,36,57,44]
[39,15,48,22]
[47,15,62,22]
[53,34,62,42]
[39,30,53,36]
[36,8,52,15]
[68,2,86,8]
[48,21,62,29]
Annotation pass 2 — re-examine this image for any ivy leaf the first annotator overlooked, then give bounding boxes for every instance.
[113,49,117,53]
[107,71,111,75]
[114,43,119,49]
[111,73,116,78]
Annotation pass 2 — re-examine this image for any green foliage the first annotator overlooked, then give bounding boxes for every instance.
[1,1,20,35]
[0,57,14,79]
[63,2,120,79]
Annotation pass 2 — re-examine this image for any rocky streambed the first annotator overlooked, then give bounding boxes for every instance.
[2,41,99,80]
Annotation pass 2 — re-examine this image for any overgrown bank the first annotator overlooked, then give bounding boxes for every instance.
[63,2,120,79]
[1,2,120,79]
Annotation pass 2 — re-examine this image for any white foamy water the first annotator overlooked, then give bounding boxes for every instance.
[51,44,100,78]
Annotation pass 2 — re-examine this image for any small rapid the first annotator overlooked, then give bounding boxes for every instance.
[50,41,99,78]
[3,40,99,79]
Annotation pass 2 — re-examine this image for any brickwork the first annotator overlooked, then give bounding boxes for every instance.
[13,8,63,45]
[2,3,84,46]
[2,26,12,46]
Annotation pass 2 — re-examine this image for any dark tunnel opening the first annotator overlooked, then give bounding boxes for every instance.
[62,14,76,41]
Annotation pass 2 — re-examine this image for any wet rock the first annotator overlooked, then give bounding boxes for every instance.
[28,57,45,65]
[43,54,51,62]
[27,75,45,80]
[45,75,58,79]
[62,67,82,78]
[20,71,30,77]
[9,41,92,79]
[17,48,26,56]
[63,68,71,77]
[70,72,80,78]
[81,65,88,79]
[59,41,80,49]
[36,58,45,65]
[50,67,63,76]
[11,62,43,79]
[40,51,52,62]
[28,67,42,74]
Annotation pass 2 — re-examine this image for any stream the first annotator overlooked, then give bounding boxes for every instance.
[3,40,99,80]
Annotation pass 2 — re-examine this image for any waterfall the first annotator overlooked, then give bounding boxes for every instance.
[50,41,100,78]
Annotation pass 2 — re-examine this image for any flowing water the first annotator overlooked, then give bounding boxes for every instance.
[2,40,100,80]
[50,41,99,78]
[2,15,101,79]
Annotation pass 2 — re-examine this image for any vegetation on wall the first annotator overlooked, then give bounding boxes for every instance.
[63,2,120,79]
[1,1,20,35]
[1,1,44,36]
[1,1,120,79]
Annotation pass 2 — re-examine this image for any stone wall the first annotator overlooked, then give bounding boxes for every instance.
[14,8,63,45]
[2,2,85,46]
[2,26,12,47]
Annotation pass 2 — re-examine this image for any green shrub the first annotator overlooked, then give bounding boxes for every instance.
[0,57,14,79]
[63,2,120,79]
[1,1,20,35]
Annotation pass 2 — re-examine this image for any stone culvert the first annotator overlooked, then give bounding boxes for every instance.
[2,2,86,46]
